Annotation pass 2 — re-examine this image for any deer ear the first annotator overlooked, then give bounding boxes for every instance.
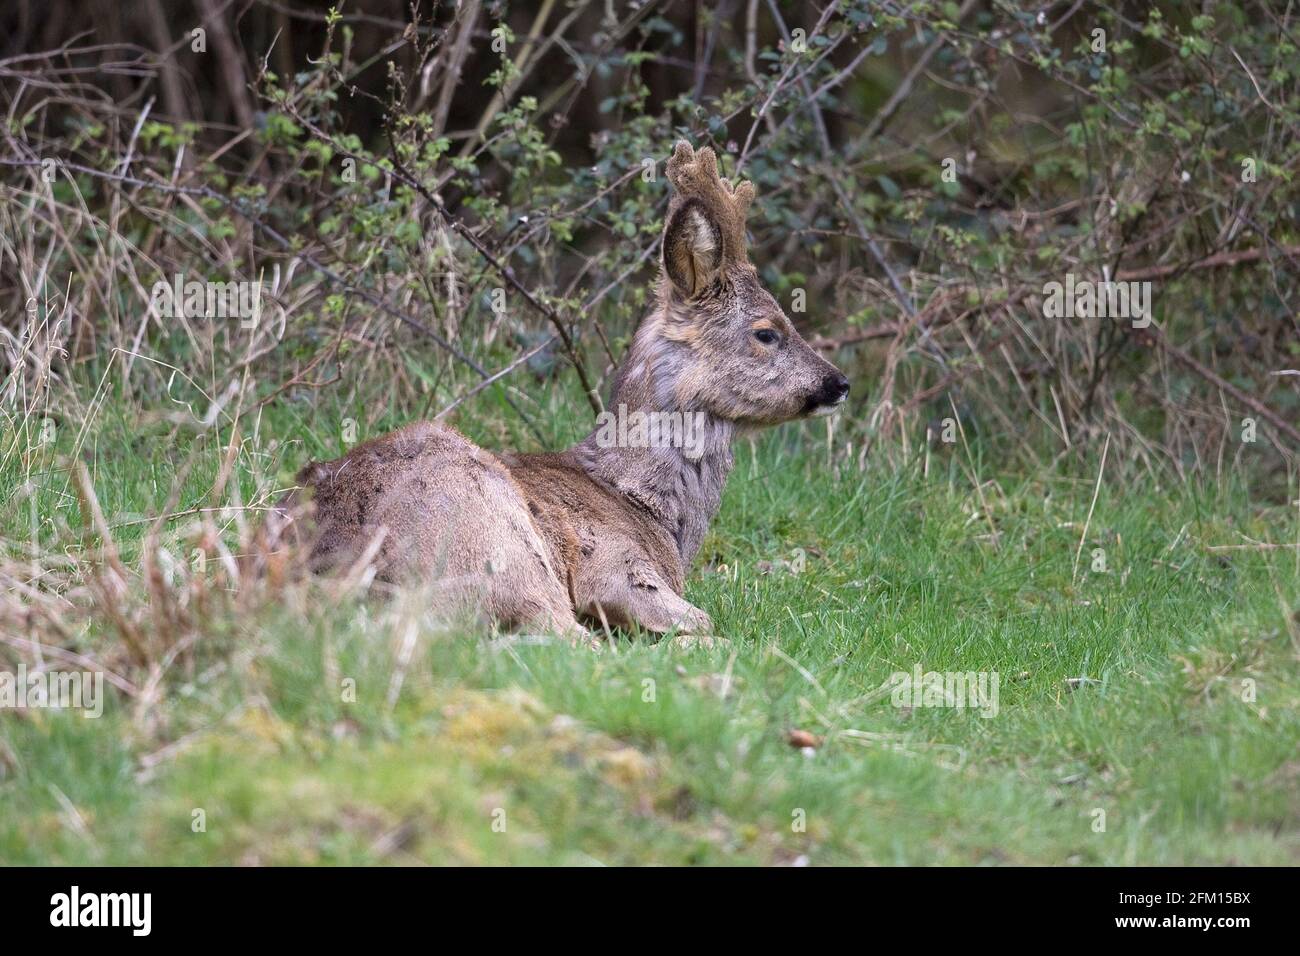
[663,199,722,299]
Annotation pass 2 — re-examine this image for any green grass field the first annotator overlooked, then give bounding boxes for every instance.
[1,384,1297,866]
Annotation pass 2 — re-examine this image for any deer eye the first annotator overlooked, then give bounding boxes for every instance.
[753,328,779,345]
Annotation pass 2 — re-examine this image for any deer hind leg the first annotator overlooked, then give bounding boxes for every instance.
[481,563,585,640]
[398,494,582,641]
[325,459,576,641]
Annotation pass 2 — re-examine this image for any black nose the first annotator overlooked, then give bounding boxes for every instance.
[818,372,850,405]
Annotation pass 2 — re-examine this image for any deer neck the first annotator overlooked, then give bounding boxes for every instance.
[573,310,735,569]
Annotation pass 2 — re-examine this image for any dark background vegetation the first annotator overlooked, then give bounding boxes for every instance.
[2,0,1297,483]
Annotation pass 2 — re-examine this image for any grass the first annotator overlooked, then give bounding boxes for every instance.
[1,380,1297,865]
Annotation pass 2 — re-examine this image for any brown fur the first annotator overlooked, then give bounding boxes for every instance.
[285,141,849,640]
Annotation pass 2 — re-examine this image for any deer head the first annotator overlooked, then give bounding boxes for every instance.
[644,140,848,426]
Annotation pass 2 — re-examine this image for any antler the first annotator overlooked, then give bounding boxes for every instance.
[665,140,755,265]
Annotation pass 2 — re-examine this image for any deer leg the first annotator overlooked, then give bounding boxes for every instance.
[577,563,712,637]
[497,595,600,648]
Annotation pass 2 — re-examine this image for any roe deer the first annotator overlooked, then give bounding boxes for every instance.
[286,141,849,639]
